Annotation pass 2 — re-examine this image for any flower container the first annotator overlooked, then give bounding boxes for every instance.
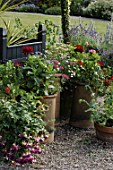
[0,24,46,63]
[69,83,94,128]
[55,92,60,127]
[94,122,113,143]
[60,88,74,120]
[43,94,57,143]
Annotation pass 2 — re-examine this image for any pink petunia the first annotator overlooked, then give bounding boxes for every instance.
[59,66,64,70]
[62,74,69,79]
[89,49,96,53]
[52,60,59,65]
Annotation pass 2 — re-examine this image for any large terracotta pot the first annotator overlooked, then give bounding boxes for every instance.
[69,84,94,128]
[43,94,57,143]
[94,122,113,143]
[55,92,60,127]
[60,88,74,120]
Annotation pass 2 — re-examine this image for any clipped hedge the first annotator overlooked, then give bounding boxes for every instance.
[82,0,113,20]
[45,6,61,15]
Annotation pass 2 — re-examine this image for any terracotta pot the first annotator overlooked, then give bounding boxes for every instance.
[94,122,113,143]
[44,131,54,143]
[43,94,57,142]
[60,88,74,119]
[69,84,94,128]
[55,92,60,127]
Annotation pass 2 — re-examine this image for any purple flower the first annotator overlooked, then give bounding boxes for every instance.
[11,144,19,152]
[30,148,36,153]
[22,153,31,158]
[37,147,42,154]
[18,134,24,139]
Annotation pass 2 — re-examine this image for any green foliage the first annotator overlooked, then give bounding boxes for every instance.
[0,58,49,164]
[0,95,47,163]
[16,3,41,13]
[45,6,61,15]
[70,0,84,16]
[38,0,60,8]
[43,20,61,47]
[61,0,71,43]
[21,54,61,96]
[80,87,113,126]
[0,0,28,15]
[82,0,113,20]
[3,17,39,45]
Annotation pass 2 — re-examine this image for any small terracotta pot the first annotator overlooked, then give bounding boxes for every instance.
[94,122,113,143]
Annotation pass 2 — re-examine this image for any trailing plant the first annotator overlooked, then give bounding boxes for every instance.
[0,94,48,164]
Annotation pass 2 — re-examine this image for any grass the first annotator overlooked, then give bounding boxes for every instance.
[0,12,110,36]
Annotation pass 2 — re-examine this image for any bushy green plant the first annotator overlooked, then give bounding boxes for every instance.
[0,0,27,15]
[45,6,61,15]
[16,3,41,13]
[82,0,113,20]
[2,17,39,45]
[80,84,113,127]
[0,94,48,164]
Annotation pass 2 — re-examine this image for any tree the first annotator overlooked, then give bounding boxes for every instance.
[60,0,71,43]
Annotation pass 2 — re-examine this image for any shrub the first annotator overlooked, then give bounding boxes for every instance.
[16,3,42,13]
[45,6,61,15]
[82,0,113,20]
[70,0,94,16]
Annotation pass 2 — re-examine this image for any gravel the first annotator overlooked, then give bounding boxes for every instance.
[1,119,113,170]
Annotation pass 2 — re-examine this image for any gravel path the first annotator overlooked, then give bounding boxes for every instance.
[0,119,113,170]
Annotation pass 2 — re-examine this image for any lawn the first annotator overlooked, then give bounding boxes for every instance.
[0,12,110,36]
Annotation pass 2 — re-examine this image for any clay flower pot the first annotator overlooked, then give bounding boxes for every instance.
[94,122,113,143]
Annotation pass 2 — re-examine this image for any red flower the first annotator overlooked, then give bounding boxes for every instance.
[22,46,34,55]
[97,61,104,67]
[104,79,111,86]
[78,60,84,66]
[43,96,47,99]
[6,87,11,94]
[14,62,23,67]
[110,75,113,80]
[74,45,84,53]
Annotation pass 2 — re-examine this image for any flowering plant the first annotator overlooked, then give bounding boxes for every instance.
[0,93,48,165]
[80,84,113,127]
[20,54,61,96]
[44,42,111,94]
